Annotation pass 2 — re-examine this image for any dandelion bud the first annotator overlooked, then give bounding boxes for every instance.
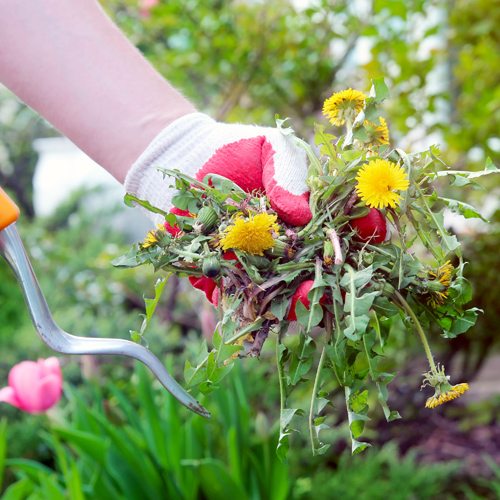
[363,252,374,264]
[193,207,218,234]
[202,255,221,279]
[264,239,295,259]
[428,281,446,293]
[323,240,334,267]
[157,231,172,247]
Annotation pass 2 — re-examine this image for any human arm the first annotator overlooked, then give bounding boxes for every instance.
[0,0,195,182]
[0,0,311,225]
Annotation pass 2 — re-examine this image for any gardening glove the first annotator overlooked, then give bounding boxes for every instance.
[124,112,312,226]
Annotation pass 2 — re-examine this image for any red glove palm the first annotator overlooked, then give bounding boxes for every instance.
[141,113,314,308]
[125,113,312,226]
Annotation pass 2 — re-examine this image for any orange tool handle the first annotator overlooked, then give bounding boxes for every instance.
[0,186,20,231]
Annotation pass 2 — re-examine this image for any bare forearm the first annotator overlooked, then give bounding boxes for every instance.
[0,0,196,182]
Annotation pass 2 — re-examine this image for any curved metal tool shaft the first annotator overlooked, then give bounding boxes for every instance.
[0,224,210,418]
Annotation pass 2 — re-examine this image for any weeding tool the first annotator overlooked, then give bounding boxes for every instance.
[0,186,210,418]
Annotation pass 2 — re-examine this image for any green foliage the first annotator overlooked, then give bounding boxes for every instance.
[0,197,209,471]
[1,362,290,500]
[101,0,371,128]
[129,275,169,346]
[115,86,497,458]
[0,261,30,345]
[463,455,500,500]
[291,442,459,500]
[1,1,499,490]
[0,418,6,492]
[0,360,465,500]
[364,0,500,171]
[98,0,500,176]
[0,402,461,500]
[446,206,500,380]
[0,200,484,499]
[3,0,500,219]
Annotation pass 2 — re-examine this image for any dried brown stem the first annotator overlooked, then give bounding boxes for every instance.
[224,268,242,290]
[343,189,358,216]
[326,228,343,265]
[222,262,251,285]
[248,323,271,358]
[258,285,285,316]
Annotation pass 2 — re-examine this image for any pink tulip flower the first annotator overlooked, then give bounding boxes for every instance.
[0,357,63,414]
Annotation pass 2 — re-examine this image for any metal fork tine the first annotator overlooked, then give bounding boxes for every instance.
[0,224,210,418]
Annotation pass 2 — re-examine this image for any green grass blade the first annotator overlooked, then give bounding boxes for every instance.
[5,459,56,481]
[193,459,249,500]
[50,427,109,464]
[37,471,67,500]
[0,477,35,500]
[135,362,169,467]
[0,417,7,492]
[227,427,243,487]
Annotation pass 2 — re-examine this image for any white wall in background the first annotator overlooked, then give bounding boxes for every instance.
[32,137,124,216]
[32,137,152,240]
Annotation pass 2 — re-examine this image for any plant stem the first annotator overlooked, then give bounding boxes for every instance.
[169,248,202,260]
[297,213,330,238]
[221,262,250,284]
[276,330,287,439]
[394,290,438,374]
[275,262,315,272]
[309,313,332,455]
[343,189,358,215]
[293,241,323,261]
[159,264,203,277]
[297,219,317,238]
[365,243,396,258]
[415,183,463,266]
[224,268,242,290]
[326,227,343,265]
[258,285,285,316]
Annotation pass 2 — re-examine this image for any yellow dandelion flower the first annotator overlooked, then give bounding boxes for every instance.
[426,260,453,308]
[142,224,168,248]
[427,291,448,309]
[422,365,469,409]
[323,88,367,126]
[359,117,390,148]
[425,382,469,409]
[356,159,410,209]
[219,212,280,256]
[428,260,453,284]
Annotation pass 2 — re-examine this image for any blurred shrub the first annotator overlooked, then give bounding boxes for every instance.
[0,360,462,500]
[292,441,459,500]
[0,196,205,464]
[463,455,500,500]
[435,207,500,381]
[1,361,290,500]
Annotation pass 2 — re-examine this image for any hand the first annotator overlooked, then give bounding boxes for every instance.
[125,113,312,226]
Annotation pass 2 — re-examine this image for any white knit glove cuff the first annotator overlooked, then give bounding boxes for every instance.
[124,112,310,226]
[124,113,215,224]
